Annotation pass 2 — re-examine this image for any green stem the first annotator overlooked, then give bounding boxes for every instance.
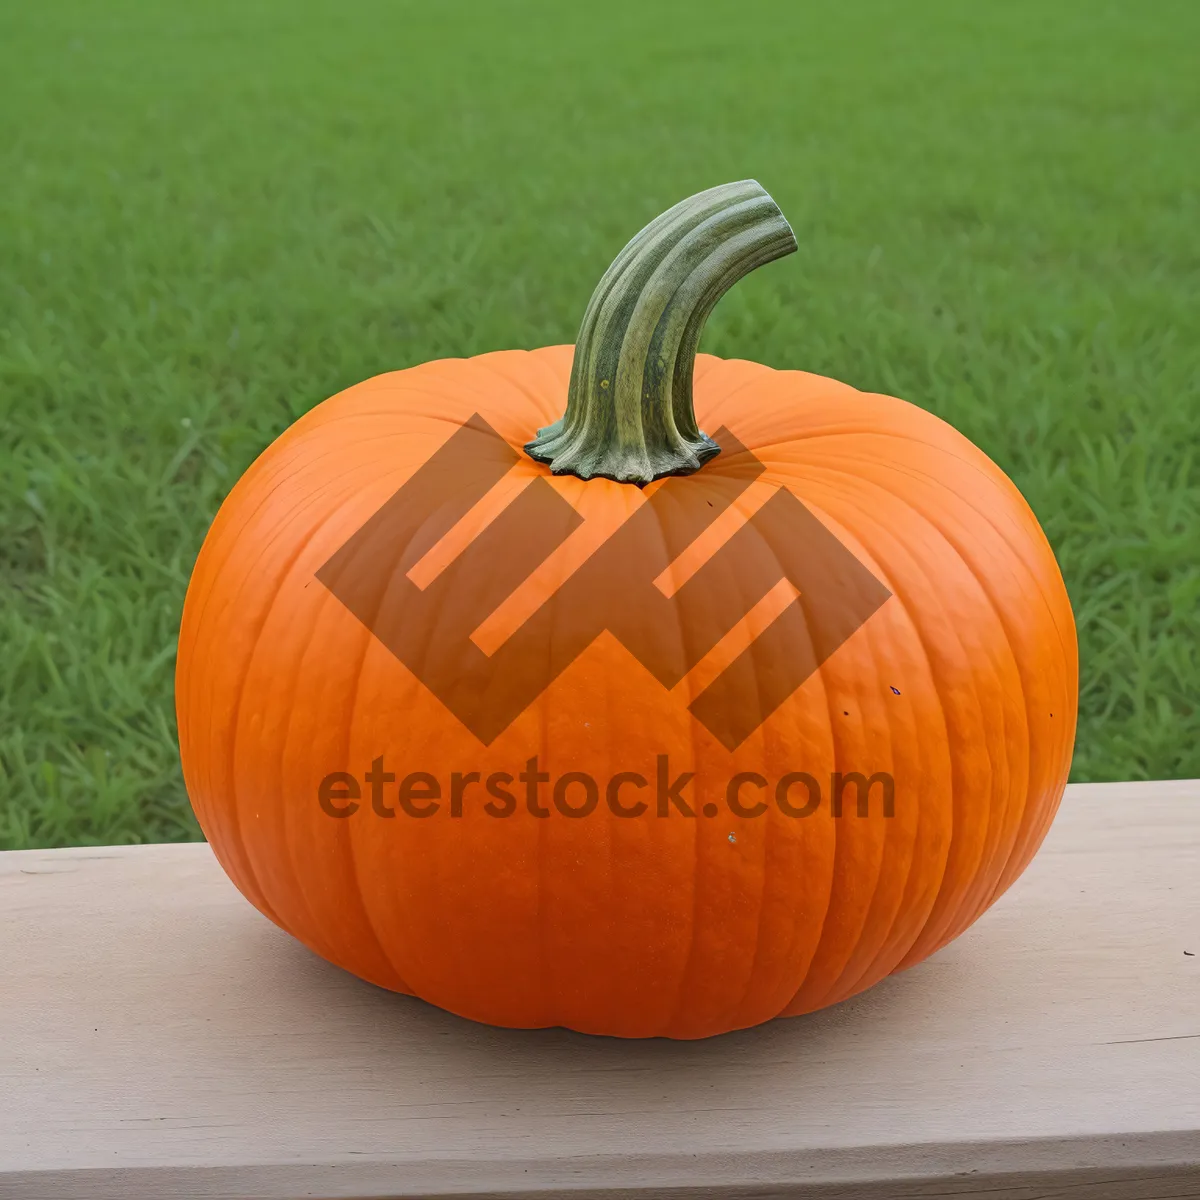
[525,180,797,484]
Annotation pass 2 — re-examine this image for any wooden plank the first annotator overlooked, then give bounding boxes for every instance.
[0,779,1197,1200]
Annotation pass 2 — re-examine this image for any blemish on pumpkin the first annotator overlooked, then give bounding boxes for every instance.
[890,686,901,696]
[600,379,609,389]
[728,833,737,844]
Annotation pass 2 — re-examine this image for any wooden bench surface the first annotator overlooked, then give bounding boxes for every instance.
[1,778,1197,1199]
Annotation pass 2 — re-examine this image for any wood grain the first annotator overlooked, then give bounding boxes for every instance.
[0,779,1197,1199]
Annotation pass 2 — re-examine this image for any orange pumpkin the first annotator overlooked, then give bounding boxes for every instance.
[177,181,1077,1039]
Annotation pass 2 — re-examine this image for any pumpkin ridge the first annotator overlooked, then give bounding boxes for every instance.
[794,461,1028,969]
[223,454,421,979]
[774,654,844,1019]
[228,487,378,961]
[831,476,1044,964]
[777,512,909,1015]
[731,516,848,1028]
[184,463,362,907]
[951,547,1072,902]
[839,634,927,1004]
[830,443,1072,884]
[815,498,949,993]
[534,636,555,1032]
[202,519,325,932]
[308,514,426,994]
[661,615,705,1037]
[413,355,561,429]
[780,468,1027,1008]
[825,525,954,1001]
[477,348,574,431]
[722,422,996,469]
[320,365,549,441]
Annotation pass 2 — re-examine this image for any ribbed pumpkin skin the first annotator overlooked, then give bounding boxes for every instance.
[176,346,1077,1039]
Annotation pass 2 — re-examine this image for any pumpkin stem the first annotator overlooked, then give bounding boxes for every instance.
[525,180,797,484]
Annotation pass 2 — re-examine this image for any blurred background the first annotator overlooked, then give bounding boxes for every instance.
[2,0,1197,848]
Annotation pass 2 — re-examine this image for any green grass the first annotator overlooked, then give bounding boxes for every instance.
[1,0,1197,848]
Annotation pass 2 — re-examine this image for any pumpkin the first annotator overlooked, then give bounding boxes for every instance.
[177,180,1077,1039]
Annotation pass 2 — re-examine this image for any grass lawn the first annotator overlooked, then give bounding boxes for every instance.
[2,0,1197,849]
